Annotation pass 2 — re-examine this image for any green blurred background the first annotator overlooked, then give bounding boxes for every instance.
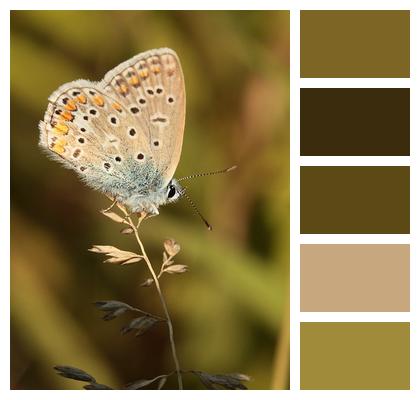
[11,10,289,390]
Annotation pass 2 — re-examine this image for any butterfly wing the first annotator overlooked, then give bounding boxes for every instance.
[100,48,186,187]
[39,48,185,206]
[39,79,159,200]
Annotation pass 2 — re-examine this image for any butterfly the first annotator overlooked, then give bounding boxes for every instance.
[39,48,187,217]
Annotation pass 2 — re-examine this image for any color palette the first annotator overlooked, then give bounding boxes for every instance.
[300,244,410,312]
[300,166,410,234]
[300,10,410,78]
[300,322,410,389]
[299,10,411,391]
[301,89,410,156]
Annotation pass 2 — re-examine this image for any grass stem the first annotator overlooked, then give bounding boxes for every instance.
[124,212,183,390]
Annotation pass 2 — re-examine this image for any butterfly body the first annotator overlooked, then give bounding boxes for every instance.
[39,48,186,214]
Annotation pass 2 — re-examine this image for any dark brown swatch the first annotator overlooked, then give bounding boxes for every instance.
[300,322,410,389]
[301,10,410,78]
[301,89,410,156]
[300,244,410,312]
[300,167,410,234]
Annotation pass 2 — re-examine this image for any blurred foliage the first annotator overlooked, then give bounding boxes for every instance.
[10,10,289,389]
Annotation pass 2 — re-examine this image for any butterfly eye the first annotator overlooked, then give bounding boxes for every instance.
[167,185,177,199]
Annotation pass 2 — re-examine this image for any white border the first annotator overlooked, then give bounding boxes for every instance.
[300,234,411,244]
[300,313,411,323]
[3,0,420,398]
[295,2,417,398]
[300,157,410,166]
[300,78,410,88]
[2,0,10,397]
[290,7,300,391]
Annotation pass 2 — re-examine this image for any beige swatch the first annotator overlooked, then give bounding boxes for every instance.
[301,244,409,312]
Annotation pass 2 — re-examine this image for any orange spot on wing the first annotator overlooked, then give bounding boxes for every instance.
[129,76,140,86]
[51,143,63,154]
[119,84,128,94]
[76,94,87,104]
[151,65,161,74]
[52,123,69,134]
[139,69,149,79]
[50,137,67,154]
[60,111,74,121]
[112,102,122,112]
[93,94,105,107]
[64,99,77,111]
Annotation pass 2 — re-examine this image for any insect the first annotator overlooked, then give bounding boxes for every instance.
[39,48,234,229]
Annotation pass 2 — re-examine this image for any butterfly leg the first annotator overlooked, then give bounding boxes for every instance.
[135,201,160,217]
[147,204,160,216]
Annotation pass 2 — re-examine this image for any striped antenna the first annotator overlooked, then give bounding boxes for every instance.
[178,165,237,182]
[182,189,212,231]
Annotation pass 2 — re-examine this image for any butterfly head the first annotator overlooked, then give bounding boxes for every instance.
[122,177,184,215]
[165,179,184,203]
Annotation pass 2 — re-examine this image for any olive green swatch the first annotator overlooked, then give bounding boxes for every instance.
[300,10,410,77]
[300,89,410,156]
[300,167,410,234]
[300,322,410,389]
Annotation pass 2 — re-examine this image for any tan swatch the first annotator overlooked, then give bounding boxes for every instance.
[301,244,410,312]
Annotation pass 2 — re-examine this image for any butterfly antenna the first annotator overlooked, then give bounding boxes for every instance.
[178,165,237,182]
[182,189,212,231]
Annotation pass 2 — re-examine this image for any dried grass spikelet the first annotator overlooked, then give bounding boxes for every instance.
[100,210,129,224]
[120,315,161,337]
[163,238,181,256]
[163,264,188,274]
[53,195,249,390]
[88,245,143,265]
